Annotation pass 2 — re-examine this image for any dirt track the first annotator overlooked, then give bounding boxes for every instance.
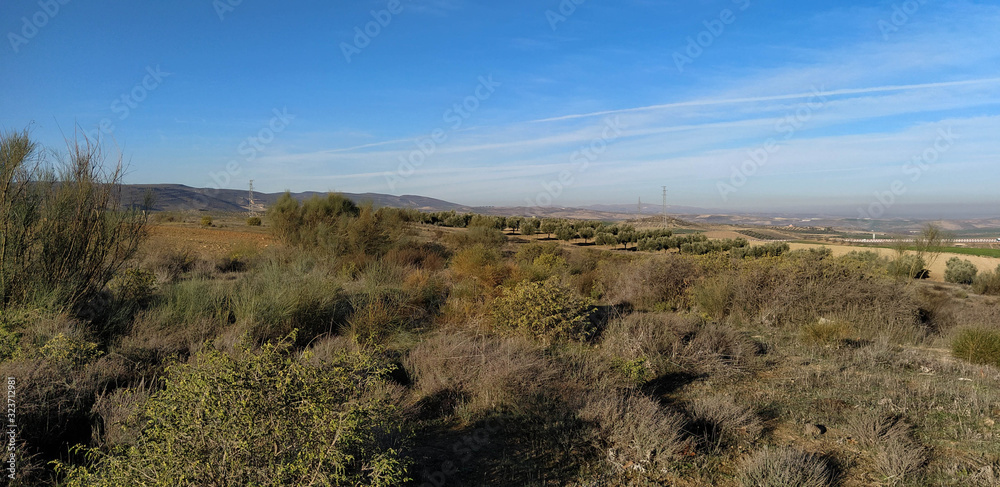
[788,242,1000,283]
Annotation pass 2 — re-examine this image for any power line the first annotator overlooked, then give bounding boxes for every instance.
[662,186,668,226]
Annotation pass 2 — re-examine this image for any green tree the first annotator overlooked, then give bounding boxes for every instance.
[555,224,577,242]
[579,227,595,244]
[539,220,557,239]
[595,232,617,247]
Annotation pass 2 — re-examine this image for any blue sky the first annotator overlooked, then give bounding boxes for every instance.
[2,0,999,215]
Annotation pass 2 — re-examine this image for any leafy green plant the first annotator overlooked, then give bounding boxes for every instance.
[944,257,978,284]
[56,334,411,486]
[199,215,213,227]
[492,279,595,342]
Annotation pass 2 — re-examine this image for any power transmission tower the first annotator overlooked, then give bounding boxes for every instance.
[637,197,641,217]
[662,186,668,226]
[248,180,257,217]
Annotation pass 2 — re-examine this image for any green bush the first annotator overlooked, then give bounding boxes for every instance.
[492,279,595,342]
[887,254,928,279]
[56,335,410,486]
[246,216,262,226]
[952,328,1000,367]
[0,130,147,312]
[199,216,213,227]
[972,264,1000,295]
[944,257,978,284]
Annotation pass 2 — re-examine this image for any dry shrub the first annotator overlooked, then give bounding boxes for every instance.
[140,245,195,283]
[873,437,927,485]
[800,318,855,346]
[383,241,449,271]
[846,411,927,484]
[578,391,690,474]
[679,323,762,375]
[973,265,1000,295]
[845,411,911,447]
[449,244,511,288]
[600,254,700,311]
[405,333,556,414]
[690,275,735,321]
[91,382,152,449]
[739,447,835,487]
[690,256,922,342]
[687,395,762,450]
[600,312,698,374]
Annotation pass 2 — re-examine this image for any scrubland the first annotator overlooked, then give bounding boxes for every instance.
[3,132,1000,486]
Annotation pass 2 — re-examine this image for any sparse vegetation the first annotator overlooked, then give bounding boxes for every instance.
[4,145,1000,486]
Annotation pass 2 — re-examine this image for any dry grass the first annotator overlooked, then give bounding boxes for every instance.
[738,447,835,487]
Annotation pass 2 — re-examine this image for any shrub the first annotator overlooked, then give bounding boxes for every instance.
[600,255,699,310]
[739,447,835,487]
[578,391,689,473]
[972,265,1000,295]
[600,312,697,376]
[268,192,399,257]
[108,268,156,305]
[492,279,595,342]
[246,216,262,226]
[945,257,978,284]
[687,395,762,450]
[57,335,411,486]
[887,254,928,279]
[952,327,1000,367]
[405,333,555,413]
[444,226,507,249]
[0,130,147,312]
[800,319,855,346]
[450,244,509,288]
[199,215,213,227]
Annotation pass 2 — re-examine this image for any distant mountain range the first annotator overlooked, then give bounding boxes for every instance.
[120,184,475,213]
[121,184,1000,234]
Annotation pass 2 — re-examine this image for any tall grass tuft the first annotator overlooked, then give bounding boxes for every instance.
[952,327,1000,367]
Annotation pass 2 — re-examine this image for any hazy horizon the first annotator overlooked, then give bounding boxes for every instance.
[3,1,999,217]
